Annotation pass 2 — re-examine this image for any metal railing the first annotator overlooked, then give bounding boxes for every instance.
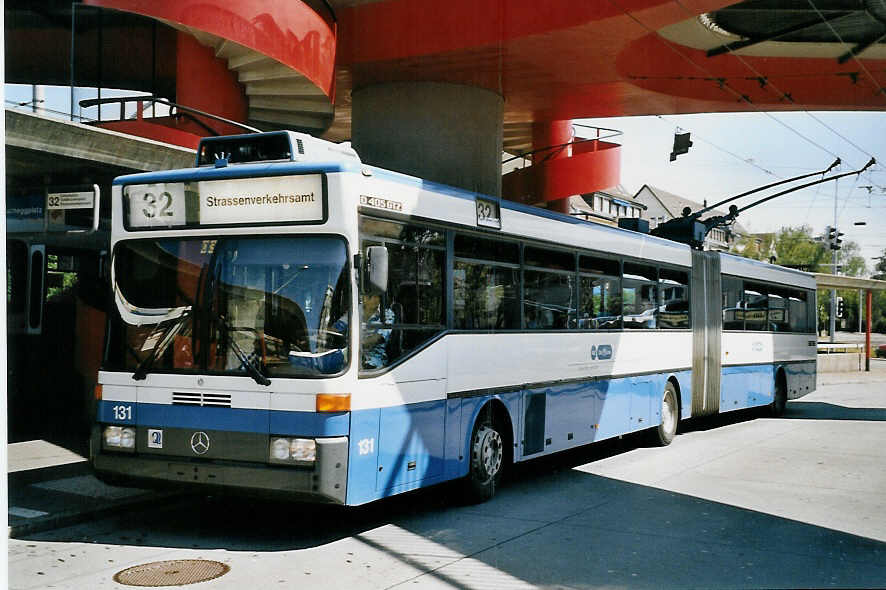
[78,95,260,136]
[502,123,623,165]
[817,342,865,354]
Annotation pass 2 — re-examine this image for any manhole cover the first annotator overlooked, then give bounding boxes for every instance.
[113,559,230,587]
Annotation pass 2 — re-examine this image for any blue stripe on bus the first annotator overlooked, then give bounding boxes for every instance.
[719,361,815,412]
[345,370,696,505]
[97,401,349,436]
[721,364,775,412]
[270,410,349,437]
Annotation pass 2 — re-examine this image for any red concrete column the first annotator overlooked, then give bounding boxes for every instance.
[866,289,872,372]
[533,121,573,214]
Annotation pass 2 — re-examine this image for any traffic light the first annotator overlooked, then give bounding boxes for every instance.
[836,296,845,318]
[826,225,844,250]
[670,131,693,161]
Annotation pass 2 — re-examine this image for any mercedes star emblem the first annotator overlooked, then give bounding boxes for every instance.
[190,431,211,455]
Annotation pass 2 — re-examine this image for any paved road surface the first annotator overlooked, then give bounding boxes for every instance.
[8,374,886,589]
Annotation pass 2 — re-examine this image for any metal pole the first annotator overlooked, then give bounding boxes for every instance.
[830,287,836,343]
[830,179,838,343]
[859,288,863,333]
[70,2,76,121]
[866,289,872,372]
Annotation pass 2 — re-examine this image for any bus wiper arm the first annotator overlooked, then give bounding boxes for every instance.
[132,308,192,381]
[215,313,272,386]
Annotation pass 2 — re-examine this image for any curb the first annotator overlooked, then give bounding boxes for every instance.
[8,490,182,538]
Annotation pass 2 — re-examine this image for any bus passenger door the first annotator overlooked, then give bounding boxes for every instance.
[373,345,448,494]
[690,251,722,417]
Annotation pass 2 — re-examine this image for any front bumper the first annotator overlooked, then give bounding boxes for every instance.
[91,427,349,504]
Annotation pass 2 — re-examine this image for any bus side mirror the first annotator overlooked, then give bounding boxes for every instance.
[365,246,389,295]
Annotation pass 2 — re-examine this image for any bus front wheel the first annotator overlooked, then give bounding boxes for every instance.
[464,419,505,503]
[651,382,679,446]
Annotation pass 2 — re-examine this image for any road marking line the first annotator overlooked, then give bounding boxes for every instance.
[33,475,144,500]
[9,506,49,519]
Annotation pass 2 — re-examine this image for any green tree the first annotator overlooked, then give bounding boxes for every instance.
[774,226,830,271]
[734,225,829,270]
[835,240,867,278]
[873,249,886,280]
[733,232,775,262]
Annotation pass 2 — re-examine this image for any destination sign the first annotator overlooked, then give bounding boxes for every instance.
[124,175,324,229]
[47,191,94,210]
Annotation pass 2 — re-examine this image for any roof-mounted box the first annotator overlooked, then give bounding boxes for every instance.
[196,131,360,167]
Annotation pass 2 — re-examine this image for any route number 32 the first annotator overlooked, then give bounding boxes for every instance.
[476,198,501,229]
[141,191,175,219]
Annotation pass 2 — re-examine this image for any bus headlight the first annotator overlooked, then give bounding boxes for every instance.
[103,426,136,450]
[269,437,316,464]
[271,438,291,461]
[290,439,316,461]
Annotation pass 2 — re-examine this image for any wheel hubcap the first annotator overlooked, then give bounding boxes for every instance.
[662,390,676,435]
[474,426,503,481]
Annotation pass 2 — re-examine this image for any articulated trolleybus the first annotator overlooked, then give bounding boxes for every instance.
[93,131,817,505]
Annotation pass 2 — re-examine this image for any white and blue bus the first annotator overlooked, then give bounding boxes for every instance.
[92,131,817,505]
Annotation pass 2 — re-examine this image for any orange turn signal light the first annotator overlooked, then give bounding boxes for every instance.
[94,384,103,401]
[316,393,350,412]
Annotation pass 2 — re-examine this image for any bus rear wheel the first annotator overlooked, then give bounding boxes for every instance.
[650,382,679,447]
[463,419,505,503]
[770,372,787,417]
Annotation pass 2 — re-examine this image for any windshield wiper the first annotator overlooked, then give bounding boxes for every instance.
[132,308,192,381]
[215,313,272,386]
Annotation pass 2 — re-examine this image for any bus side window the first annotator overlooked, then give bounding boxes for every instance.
[578,254,621,330]
[768,290,789,332]
[622,262,657,330]
[788,289,808,333]
[659,267,690,329]
[453,234,520,331]
[523,246,575,330]
[806,289,817,334]
[722,276,744,330]
[358,218,446,371]
[744,282,768,331]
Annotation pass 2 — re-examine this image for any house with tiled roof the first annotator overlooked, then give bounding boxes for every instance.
[567,185,647,227]
[633,184,747,251]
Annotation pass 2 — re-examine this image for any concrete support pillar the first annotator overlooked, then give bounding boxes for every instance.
[32,85,45,115]
[533,120,573,213]
[352,83,504,196]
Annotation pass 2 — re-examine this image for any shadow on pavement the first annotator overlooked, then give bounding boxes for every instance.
[15,396,886,588]
[784,401,886,421]
[20,460,886,589]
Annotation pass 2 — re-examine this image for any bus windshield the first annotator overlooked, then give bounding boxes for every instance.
[108,236,350,379]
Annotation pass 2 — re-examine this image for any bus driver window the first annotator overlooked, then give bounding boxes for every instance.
[361,292,394,370]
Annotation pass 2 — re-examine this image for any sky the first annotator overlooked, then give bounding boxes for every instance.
[578,111,886,272]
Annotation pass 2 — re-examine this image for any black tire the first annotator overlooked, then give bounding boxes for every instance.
[463,415,506,503]
[770,373,787,417]
[650,381,679,446]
